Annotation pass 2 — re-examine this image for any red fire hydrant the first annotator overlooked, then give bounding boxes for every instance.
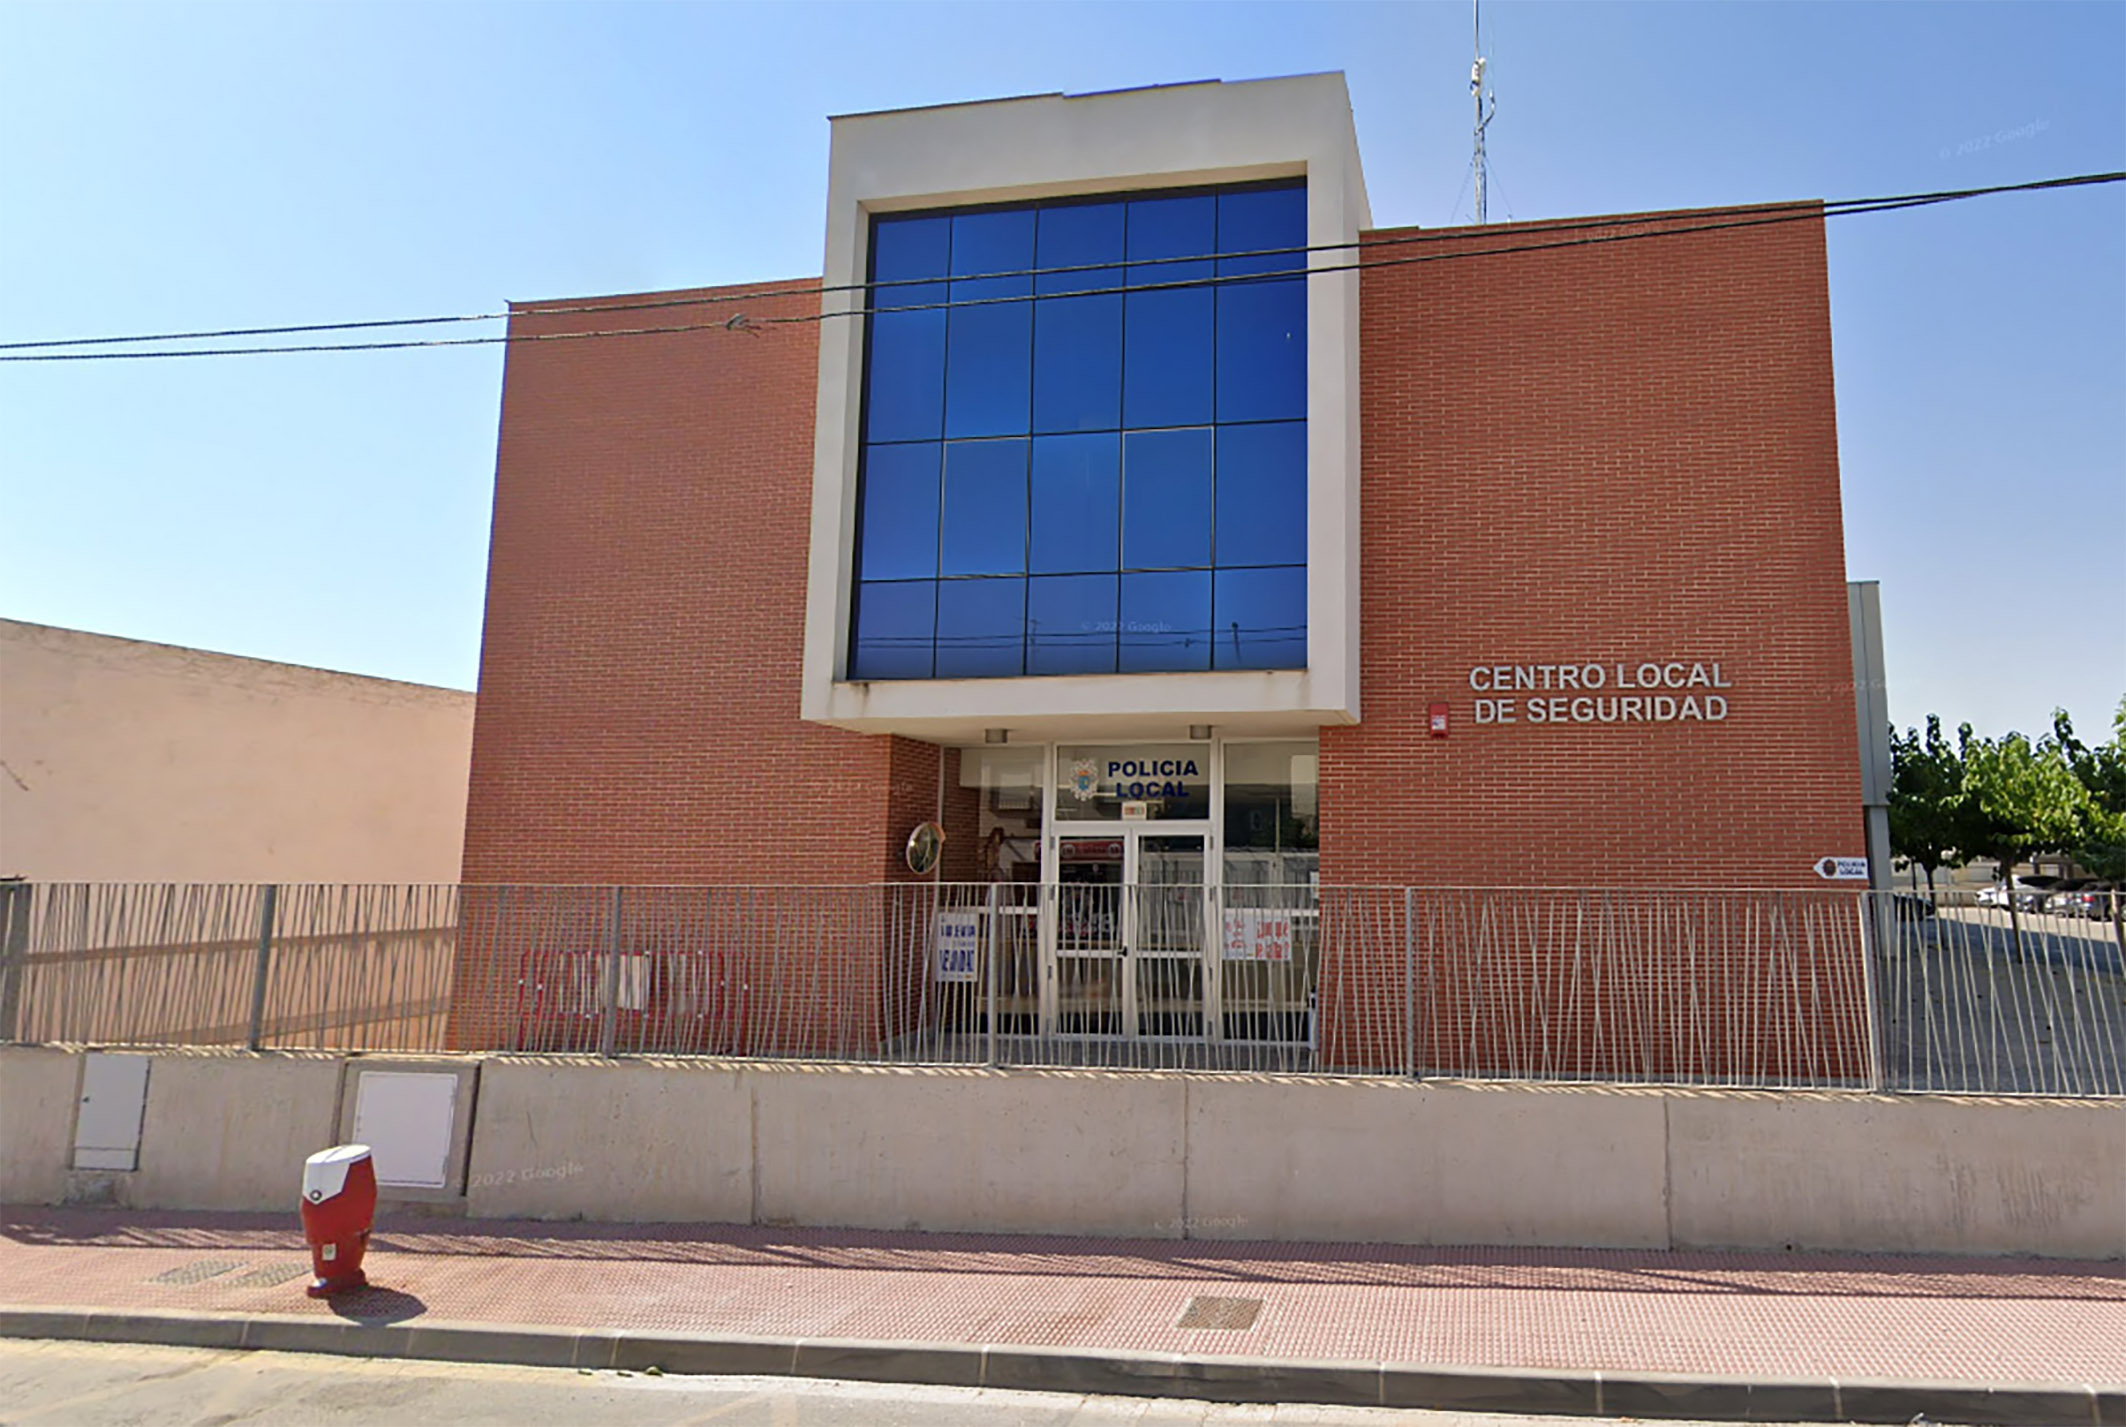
[300,1144,377,1297]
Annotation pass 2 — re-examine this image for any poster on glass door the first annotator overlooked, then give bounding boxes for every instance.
[1221,909,1294,962]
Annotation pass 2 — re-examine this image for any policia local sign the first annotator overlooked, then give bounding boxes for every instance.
[1469,660,1735,726]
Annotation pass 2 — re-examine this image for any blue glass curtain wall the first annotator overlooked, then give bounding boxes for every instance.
[850,181,1307,681]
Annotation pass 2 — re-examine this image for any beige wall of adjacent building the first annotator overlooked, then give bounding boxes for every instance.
[0,620,473,883]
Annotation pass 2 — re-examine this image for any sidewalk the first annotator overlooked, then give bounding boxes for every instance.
[4,1206,2123,1423]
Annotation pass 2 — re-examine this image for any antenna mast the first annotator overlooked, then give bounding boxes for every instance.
[1471,0,1495,224]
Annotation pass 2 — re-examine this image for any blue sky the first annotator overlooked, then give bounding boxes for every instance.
[3,1,2120,741]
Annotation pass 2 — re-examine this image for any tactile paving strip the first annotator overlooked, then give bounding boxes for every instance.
[220,1262,313,1289]
[148,1259,243,1286]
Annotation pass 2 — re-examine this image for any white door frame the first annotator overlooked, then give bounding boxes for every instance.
[1040,819,1216,1041]
[1128,826,1219,1041]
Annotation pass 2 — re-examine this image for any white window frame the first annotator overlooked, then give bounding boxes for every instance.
[800,75,1370,745]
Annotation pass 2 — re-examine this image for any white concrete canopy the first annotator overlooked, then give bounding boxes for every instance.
[801,74,1369,743]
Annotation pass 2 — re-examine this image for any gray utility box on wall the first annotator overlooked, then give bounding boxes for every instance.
[72,1052,150,1171]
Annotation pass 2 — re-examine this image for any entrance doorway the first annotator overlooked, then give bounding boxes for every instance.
[956,738,1320,1055]
[1049,827,1210,1040]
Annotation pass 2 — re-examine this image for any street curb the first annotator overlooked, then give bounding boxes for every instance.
[4,1305,2122,1425]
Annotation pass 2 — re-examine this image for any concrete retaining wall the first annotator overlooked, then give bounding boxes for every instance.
[132,1053,346,1211]
[4,1049,2121,1258]
[466,1058,750,1222]
[1666,1090,2126,1258]
[0,1046,81,1205]
[1185,1077,1672,1248]
[751,1064,1188,1236]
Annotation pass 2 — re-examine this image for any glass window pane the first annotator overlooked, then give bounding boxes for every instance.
[1122,194,1214,430]
[1036,201,1124,297]
[1029,433,1119,575]
[945,301,1031,438]
[1064,747,1209,822]
[853,184,1308,686]
[939,439,1027,576]
[1122,288,1213,428]
[851,580,935,680]
[1033,295,1121,434]
[1027,574,1118,675]
[1216,278,1305,422]
[945,210,1034,438]
[1217,185,1306,278]
[1056,743,1210,821]
[865,310,945,443]
[959,744,1044,795]
[1122,428,1212,570]
[951,209,1035,296]
[1213,565,1307,670]
[1126,194,1215,285]
[1222,739,1320,887]
[1214,420,1306,568]
[962,747,1046,885]
[1120,570,1211,673]
[857,442,941,581]
[936,576,1026,679]
[1032,201,1124,434]
[872,214,950,309]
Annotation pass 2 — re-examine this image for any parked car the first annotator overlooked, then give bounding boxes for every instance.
[1975,880,2010,908]
[2045,880,2095,916]
[2067,882,2121,921]
[1977,876,2061,911]
[2014,875,2063,912]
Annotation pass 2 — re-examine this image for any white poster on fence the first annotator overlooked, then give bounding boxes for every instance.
[1221,908,1294,962]
[933,909,982,982]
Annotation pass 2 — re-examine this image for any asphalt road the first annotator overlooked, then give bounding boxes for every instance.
[0,1340,1848,1427]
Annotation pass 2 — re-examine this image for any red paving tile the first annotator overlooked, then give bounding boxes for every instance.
[4,1207,2123,1386]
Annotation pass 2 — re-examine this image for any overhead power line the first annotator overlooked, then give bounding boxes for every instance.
[2,171,2119,363]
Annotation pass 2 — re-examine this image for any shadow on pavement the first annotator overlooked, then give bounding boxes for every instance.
[323,1284,428,1325]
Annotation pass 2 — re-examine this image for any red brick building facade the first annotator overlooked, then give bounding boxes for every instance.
[466,215,1859,894]
[461,280,955,888]
[455,80,1866,1075]
[1325,208,1858,889]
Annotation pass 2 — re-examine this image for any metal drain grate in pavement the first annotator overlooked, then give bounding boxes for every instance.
[222,1262,313,1289]
[150,1260,244,1286]
[1176,1295,1263,1330]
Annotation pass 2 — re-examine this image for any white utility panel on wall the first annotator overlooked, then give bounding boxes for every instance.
[72,1052,151,1171]
[350,1070,459,1189]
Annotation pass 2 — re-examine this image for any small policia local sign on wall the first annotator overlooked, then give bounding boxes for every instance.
[1469,659,1736,726]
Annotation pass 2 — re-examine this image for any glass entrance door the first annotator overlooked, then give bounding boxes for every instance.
[1054,834,1125,1035]
[1131,833,1207,1038]
[1046,828,1209,1040]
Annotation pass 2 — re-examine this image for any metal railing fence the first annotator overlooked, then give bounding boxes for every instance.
[1,881,2118,1096]
[1874,887,2124,1096]
[1404,887,1877,1088]
[0,883,456,1052]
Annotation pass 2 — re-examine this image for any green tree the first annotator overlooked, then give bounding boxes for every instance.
[2052,699,2126,883]
[1958,724,2096,951]
[1888,714,1966,902]
[1958,725,2090,869]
